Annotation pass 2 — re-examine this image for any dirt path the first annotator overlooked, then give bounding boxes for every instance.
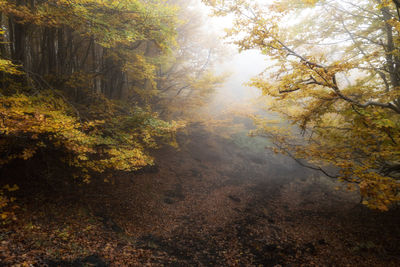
[1,126,400,266]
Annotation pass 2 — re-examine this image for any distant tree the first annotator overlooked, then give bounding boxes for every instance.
[204,0,400,210]
[156,0,226,120]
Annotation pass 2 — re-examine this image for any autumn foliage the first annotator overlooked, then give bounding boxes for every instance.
[205,0,400,210]
[0,0,193,222]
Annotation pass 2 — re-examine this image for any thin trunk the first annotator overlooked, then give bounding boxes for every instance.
[93,43,103,94]
[57,28,65,75]
[0,13,7,58]
[381,5,400,88]
[14,0,27,66]
[8,17,15,60]
[47,28,56,74]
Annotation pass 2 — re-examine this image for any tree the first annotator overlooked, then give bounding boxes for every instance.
[204,0,400,210]
[0,0,178,100]
[0,1,182,188]
[0,0,185,222]
[155,0,226,120]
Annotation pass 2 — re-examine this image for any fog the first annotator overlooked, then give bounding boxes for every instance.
[212,49,266,109]
[191,8,268,120]
[189,1,318,183]
[2,0,399,266]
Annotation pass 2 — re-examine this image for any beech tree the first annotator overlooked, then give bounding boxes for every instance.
[156,0,226,119]
[0,0,183,222]
[0,0,227,222]
[0,0,177,100]
[204,0,400,210]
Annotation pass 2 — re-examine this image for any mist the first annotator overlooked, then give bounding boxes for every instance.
[211,49,265,111]
[1,0,399,265]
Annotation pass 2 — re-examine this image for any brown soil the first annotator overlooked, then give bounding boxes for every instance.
[1,126,399,266]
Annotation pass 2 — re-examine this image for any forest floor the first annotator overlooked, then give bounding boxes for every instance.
[1,124,400,266]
